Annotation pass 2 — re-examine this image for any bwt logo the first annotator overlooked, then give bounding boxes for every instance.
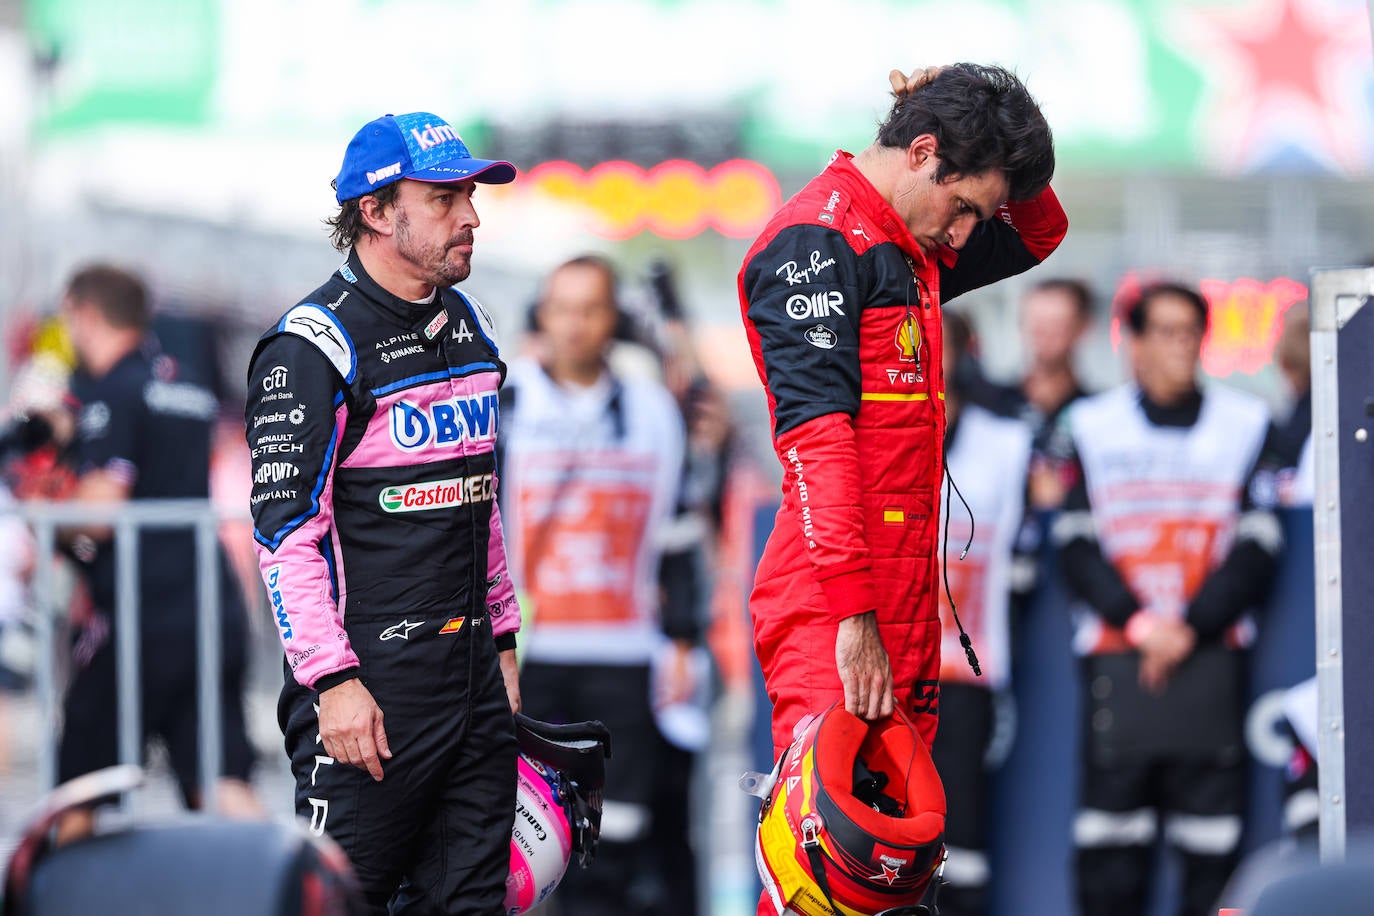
[367,161,402,184]
[411,123,461,151]
[389,394,498,452]
[267,564,291,641]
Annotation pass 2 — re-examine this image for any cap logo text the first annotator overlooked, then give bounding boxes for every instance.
[367,162,402,184]
[411,123,460,151]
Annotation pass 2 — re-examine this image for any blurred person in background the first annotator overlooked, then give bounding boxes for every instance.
[981,278,1095,511]
[737,59,1064,778]
[245,113,522,914]
[1263,305,1312,508]
[931,312,1035,916]
[499,255,696,915]
[1052,281,1282,916]
[644,257,733,916]
[52,264,262,843]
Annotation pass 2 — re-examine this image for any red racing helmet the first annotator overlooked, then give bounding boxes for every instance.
[755,705,946,916]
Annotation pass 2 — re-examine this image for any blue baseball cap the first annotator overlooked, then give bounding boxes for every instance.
[334,111,516,203]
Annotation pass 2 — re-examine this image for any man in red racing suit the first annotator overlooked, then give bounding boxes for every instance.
[740,65,1068,760]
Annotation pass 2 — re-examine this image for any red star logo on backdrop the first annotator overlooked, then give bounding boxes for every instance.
[1173,0,1373,172]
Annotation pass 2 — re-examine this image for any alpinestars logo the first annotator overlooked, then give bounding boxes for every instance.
[289,314,343,348]
[380,619,424,641]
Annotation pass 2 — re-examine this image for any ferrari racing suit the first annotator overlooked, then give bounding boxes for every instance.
[739,150,1067,755]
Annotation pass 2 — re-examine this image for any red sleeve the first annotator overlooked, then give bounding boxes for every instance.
[999,185,1068,261]
[774,412,876,620]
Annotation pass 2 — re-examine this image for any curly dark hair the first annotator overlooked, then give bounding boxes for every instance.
[877,63,1055,201]
[324,180,402,251]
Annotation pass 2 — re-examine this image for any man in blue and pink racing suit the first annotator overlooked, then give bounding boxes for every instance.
[246,111,523,915]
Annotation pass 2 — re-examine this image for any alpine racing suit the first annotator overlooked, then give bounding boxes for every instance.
[246,249,520,914]
[739,151,1067,756]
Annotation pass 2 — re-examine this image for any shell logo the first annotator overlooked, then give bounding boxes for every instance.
[1110,273,1308,377]
[501,159,782,240]
[895,316,922,362]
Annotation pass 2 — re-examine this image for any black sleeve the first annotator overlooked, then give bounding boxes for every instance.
[742,224,865,435]
[938,190,1069,303]
[1186,425,1284,640]
[245,336,345,550]
[658,544,705,644]
[938,220,1043,304]
[1051,441,1141,627]
[73,370,146,481]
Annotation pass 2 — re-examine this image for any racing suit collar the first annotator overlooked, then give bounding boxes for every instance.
[826,150,933,270]
[341,248,445,330]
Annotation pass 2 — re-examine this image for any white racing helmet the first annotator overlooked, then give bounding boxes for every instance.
[504,714,612,915]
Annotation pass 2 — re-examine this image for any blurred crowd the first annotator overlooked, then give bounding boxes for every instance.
[0,255,1321,916]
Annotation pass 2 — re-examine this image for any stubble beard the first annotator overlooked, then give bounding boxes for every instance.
[395,207,472,287]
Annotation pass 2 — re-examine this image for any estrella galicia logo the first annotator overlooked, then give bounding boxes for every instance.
[805,325,837,350]
[388,394,499,453]
[267,564,291,641]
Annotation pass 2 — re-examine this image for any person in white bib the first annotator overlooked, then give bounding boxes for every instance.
[1051,281,1283,916]
[498,255,694,915]
[929,312,1036,916]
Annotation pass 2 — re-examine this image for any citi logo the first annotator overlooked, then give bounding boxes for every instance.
[411,123,460,151]
[366,162,402,184]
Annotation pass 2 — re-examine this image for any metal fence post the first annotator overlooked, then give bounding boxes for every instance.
[20,499,235,813]
[114,515,142,817]
[196,514,222,811]
[33,518,57,792]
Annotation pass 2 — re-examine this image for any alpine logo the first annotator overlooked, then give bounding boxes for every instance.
[254,461,300,485]
[378,474,494,512]
[805,325,837,350]
[389,394,498,452]
[367,162,403,185]
[411,122,461,151]
[267,565,290,641]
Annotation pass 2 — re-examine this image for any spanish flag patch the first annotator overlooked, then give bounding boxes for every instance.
[883,508,905,526]
[439,617,465,635]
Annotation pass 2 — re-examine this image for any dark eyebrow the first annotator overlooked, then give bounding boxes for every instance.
[966,198,992,223]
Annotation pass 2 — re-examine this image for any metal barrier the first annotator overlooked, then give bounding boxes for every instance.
[16,499,228,813]
[1310,266,1374,863]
